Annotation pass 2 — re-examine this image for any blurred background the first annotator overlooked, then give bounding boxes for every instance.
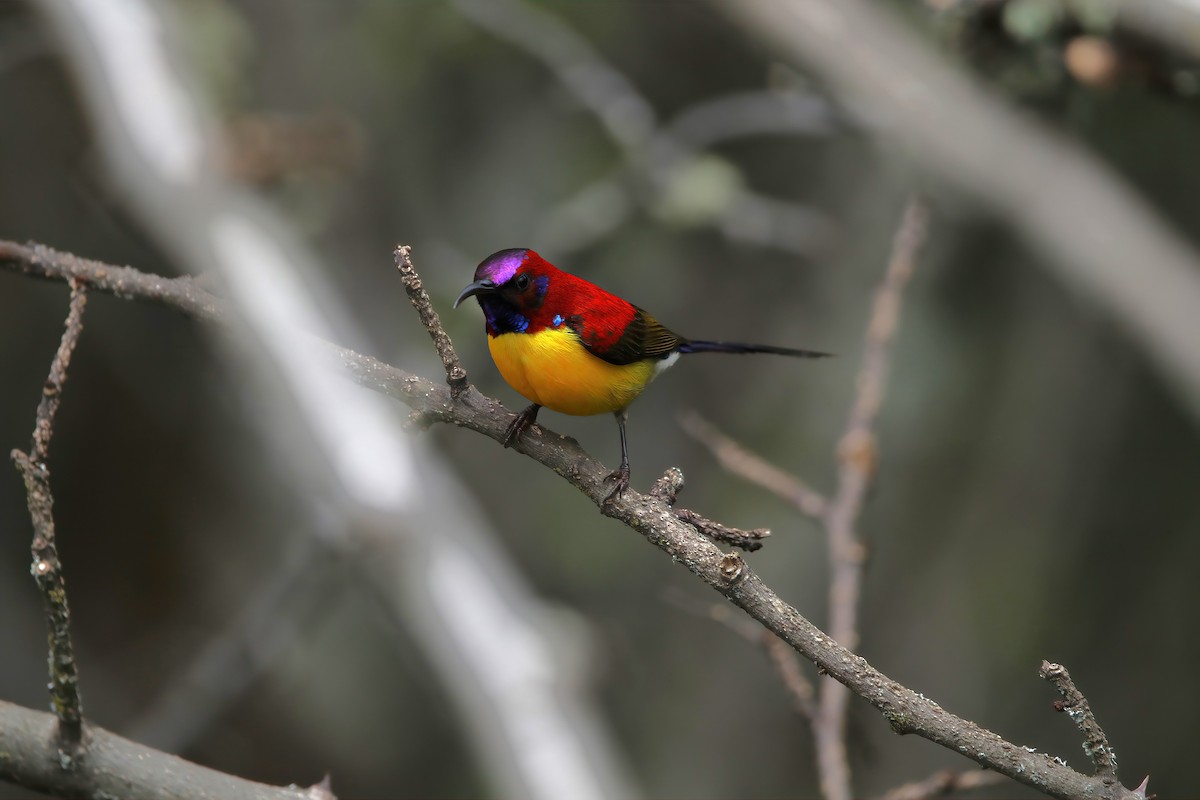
[2,0,1199,798]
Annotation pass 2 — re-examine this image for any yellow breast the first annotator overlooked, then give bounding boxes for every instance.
[488,328,658,416]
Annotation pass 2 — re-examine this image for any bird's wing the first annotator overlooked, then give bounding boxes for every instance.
[571,306,682,366]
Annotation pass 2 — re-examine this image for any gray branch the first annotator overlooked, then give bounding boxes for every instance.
[0,240,1142,800]
[11,282,90,757]
[0,699,330,800]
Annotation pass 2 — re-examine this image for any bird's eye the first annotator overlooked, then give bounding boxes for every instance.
[514,273,532,291]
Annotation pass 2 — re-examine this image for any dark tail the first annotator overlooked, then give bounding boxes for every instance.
[678,340,832,359]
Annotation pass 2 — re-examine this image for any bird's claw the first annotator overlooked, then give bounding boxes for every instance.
[503,405,539,448]
[603,465,630,504]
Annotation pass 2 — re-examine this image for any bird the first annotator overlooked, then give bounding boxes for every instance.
[454,248,829,502]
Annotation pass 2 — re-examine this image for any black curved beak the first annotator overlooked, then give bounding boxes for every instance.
[453,279,496,309]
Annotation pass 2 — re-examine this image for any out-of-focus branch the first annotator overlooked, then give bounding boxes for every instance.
[762,634,818,720]
[1113,1,1200,62]
[873,768,1010,800]
[10,282,89,758]
[662,590,816,719]
[452,0,834,258]
[816,197,929,800]
[664,90,837,149]
[1040,661,1120,778]
[126,537,337,752]
[0,699,332,800]
[0,241,1141,800]
[680,410,828,519]
[940,0,1200,64]
[712,0,1200,429]
[682,198,928,800]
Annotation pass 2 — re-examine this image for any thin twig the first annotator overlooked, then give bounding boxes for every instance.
[30,281,87,463]
[10,280,89,758]
[680,410,827,519]
[651,464,771,551]
[874,769,1011,800]
[816,195,930,800]
[660,587,761,643]
[0,240,1142,800]
[394,243,469,397]
[675,508,770,552]
[1040,661,1120,778]
[665,590,816,719]
[762,634,817,720]
[126,537,336,752]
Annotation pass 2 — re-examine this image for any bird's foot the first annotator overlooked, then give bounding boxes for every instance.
[503,404,540,448]
[603,465,630,504]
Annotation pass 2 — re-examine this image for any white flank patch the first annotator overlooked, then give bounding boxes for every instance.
[654,351,680,375]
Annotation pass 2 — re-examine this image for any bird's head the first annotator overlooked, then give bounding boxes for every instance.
[454,249,557,334]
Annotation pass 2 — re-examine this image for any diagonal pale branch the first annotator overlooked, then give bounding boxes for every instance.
[711,0,1200,430]
[0,239,1138,800]
[680,410,828,520]
[452,0,833,258]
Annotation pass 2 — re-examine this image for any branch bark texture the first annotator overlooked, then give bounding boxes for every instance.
[0,239,1140,800]
[1041,661,1120,778]
[0,699,328,800]
[11,281,90,756]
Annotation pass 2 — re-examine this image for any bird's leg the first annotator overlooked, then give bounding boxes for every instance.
[503,403,541,448]
[604,410,631,503]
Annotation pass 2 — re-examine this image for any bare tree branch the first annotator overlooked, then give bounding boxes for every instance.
[10,281,89,758]
[395,244,469,398]
[0,699,331,800]
[675,508,771,552]
[0,239,1141,800]
[1041,661,1120,778]
[648,466,772,552]
[683,198,929,800]
[3,270,338,798]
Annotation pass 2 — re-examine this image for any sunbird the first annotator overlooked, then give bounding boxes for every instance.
[454,248,829,501]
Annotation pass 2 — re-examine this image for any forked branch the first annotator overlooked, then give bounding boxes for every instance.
[11,281,89,758]
[0,239,1140,800]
